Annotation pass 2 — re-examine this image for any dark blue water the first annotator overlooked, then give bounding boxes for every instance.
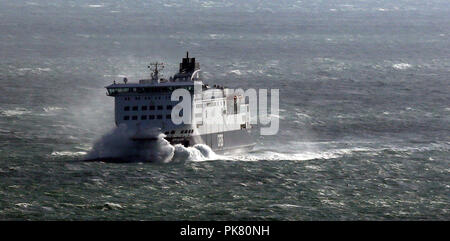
[0,0,449,220]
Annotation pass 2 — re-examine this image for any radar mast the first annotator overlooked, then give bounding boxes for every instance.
[148,62,164,83]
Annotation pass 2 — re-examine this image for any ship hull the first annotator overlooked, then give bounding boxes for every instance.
[166,128,255,153]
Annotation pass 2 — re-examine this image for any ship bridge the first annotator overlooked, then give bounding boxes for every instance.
[105,81,200,96]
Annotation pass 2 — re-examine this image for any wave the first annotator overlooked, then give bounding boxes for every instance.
[392,63,412,70]
[232,149,344,162]
[17,67,52,75]
[234,142,450,162]
[43,106,65,112]
[0,108,31,117]
[85,125,221,163]
[87,4,104,8]
[51,151,87,157]
[229,69,242,75]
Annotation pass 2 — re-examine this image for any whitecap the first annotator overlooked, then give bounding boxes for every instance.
[15,203,32,208]
[269,204,301,208]
[304,165,322,171]
[103,202,123,210]
[0,108,31,117]
[233,146,378,162]
[229,70,242,75]
[51,151,87,157]
[76,34,91,38]
[88,4,104,8]
[392,63,412,70]
[209,34,225,39]
[17,67,51,74]
[43,106,64,112]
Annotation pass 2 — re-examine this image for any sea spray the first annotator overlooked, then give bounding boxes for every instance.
[86,124,218,163]
[86,124,173,162]
[172,144,217,162]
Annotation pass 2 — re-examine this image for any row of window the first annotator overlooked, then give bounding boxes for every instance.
[124,96,170,101]
[124,105,172,111]
[107,85,194,95]
[164,129,194,135]
[123,114,171,120]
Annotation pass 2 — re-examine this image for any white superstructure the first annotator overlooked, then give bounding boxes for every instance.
[105,53,254,151]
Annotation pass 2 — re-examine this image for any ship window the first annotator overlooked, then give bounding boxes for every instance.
[141,115,147,120]
[157,105,163,110]
[132,106,138,111]
[157,115,162,119]
[123,116,129,120]
[164,131,169,135]
[181,130,184,134]
[170,130,175,134]
[166,114,171,119]
[149,105,155,110]
[132,116,137,120]
[124,106,130,111]
[142,106,147,111]
[166,105,172,110]
[149,115,155,119]
[135,97,140,100]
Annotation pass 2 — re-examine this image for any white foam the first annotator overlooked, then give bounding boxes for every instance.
[229,69,242,75]
[232,146,378,162]
[76,34,91,38]
[17,67,51,74]
[209,34,225,39]
[51,151,87,157]
[88,4,104,8]
[43,106,64,112]
[269,204,301,208]
[0,108,31,117]
[392,63,412,70]
[172,144,219,162]
[86,125,222,163]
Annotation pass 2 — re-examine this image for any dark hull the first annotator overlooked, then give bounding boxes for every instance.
[166,128,255,152]
[83,128,255,163]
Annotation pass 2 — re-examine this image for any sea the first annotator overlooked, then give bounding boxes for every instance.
[0,0,449,220]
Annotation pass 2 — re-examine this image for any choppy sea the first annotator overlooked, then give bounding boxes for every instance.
[0,0,449,220]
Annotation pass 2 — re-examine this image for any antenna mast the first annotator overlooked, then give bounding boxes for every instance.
[148,62,164,82]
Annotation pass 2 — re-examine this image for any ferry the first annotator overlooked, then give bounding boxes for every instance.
[105,52,255,152]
